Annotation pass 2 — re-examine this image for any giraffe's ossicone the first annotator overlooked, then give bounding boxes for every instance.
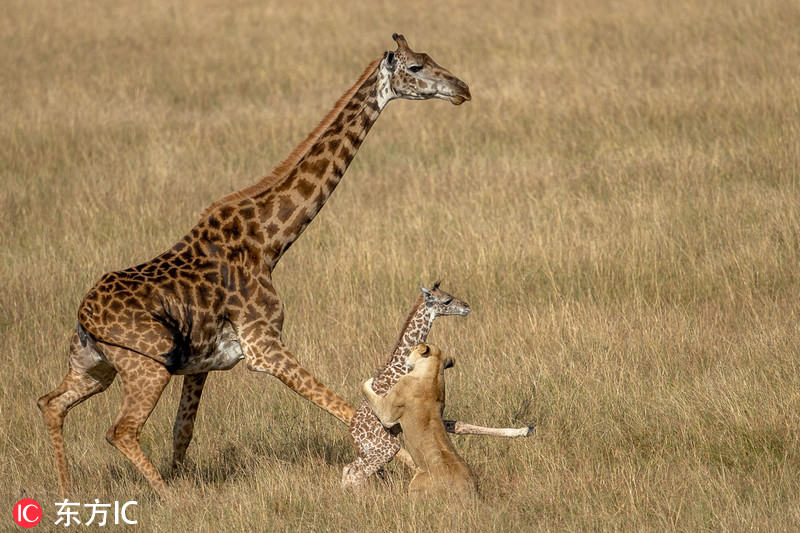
[38,34,470,497]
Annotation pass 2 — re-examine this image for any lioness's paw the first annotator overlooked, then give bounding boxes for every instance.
[362,378,376,395]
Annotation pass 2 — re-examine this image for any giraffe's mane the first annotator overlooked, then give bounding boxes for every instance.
[202,58,382,217]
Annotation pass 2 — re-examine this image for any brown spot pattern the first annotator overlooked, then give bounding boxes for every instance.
[39,35,472,497]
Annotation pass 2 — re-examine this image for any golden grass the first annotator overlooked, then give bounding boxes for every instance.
[2,0,800,530]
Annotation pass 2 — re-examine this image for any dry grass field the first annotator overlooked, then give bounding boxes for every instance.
[2,0,800,530]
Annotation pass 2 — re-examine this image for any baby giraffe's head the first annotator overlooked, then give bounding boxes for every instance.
[420,282,471,319]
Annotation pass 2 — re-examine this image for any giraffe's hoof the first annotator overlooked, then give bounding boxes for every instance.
[341,465,367,491]
[169,461,191,479]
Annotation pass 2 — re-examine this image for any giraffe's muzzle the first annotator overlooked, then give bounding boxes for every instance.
[448,81,471,105]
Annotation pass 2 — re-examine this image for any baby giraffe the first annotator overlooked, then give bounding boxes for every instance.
[362,343,478,496]
[342,284,533,489]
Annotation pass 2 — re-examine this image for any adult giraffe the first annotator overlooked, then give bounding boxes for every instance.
[38,34,470,496]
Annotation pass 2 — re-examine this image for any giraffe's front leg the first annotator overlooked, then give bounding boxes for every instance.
[239,333,356,424]
[171,373,208,474]
[228,283,355,423]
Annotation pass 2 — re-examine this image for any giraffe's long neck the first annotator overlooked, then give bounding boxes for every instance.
[391,295,435,355]
[205,58,388,269]
[370,295,435,395]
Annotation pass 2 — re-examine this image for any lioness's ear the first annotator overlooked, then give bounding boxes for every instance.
[414,343,431,357]
[443,357,455,369]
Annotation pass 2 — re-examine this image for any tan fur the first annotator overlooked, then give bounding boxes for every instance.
[362,343,477,496]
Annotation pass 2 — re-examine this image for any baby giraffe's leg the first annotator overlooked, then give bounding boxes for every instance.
[342,403,408,489]
[443,420,535,438]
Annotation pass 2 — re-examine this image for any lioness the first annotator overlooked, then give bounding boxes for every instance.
[362,343,478,496]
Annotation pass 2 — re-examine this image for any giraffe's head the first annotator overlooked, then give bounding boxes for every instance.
[420,282,471,318]
[379,34,471,106]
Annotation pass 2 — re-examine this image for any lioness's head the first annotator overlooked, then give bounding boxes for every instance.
[406,343,455,372]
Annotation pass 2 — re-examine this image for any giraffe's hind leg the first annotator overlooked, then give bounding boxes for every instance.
[100,344,172,497]
[171,372,208,474]
[37,331,117,495]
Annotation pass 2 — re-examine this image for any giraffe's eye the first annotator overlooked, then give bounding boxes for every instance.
[443,298,452,305]
[409,65,423,73]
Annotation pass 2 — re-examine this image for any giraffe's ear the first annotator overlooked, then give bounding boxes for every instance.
[420,286,434,307]
[384,50,397,72]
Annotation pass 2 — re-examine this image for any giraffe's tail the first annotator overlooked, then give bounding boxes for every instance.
[150,298,194,373]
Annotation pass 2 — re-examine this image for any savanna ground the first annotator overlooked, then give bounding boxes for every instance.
[2,0,799,530]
